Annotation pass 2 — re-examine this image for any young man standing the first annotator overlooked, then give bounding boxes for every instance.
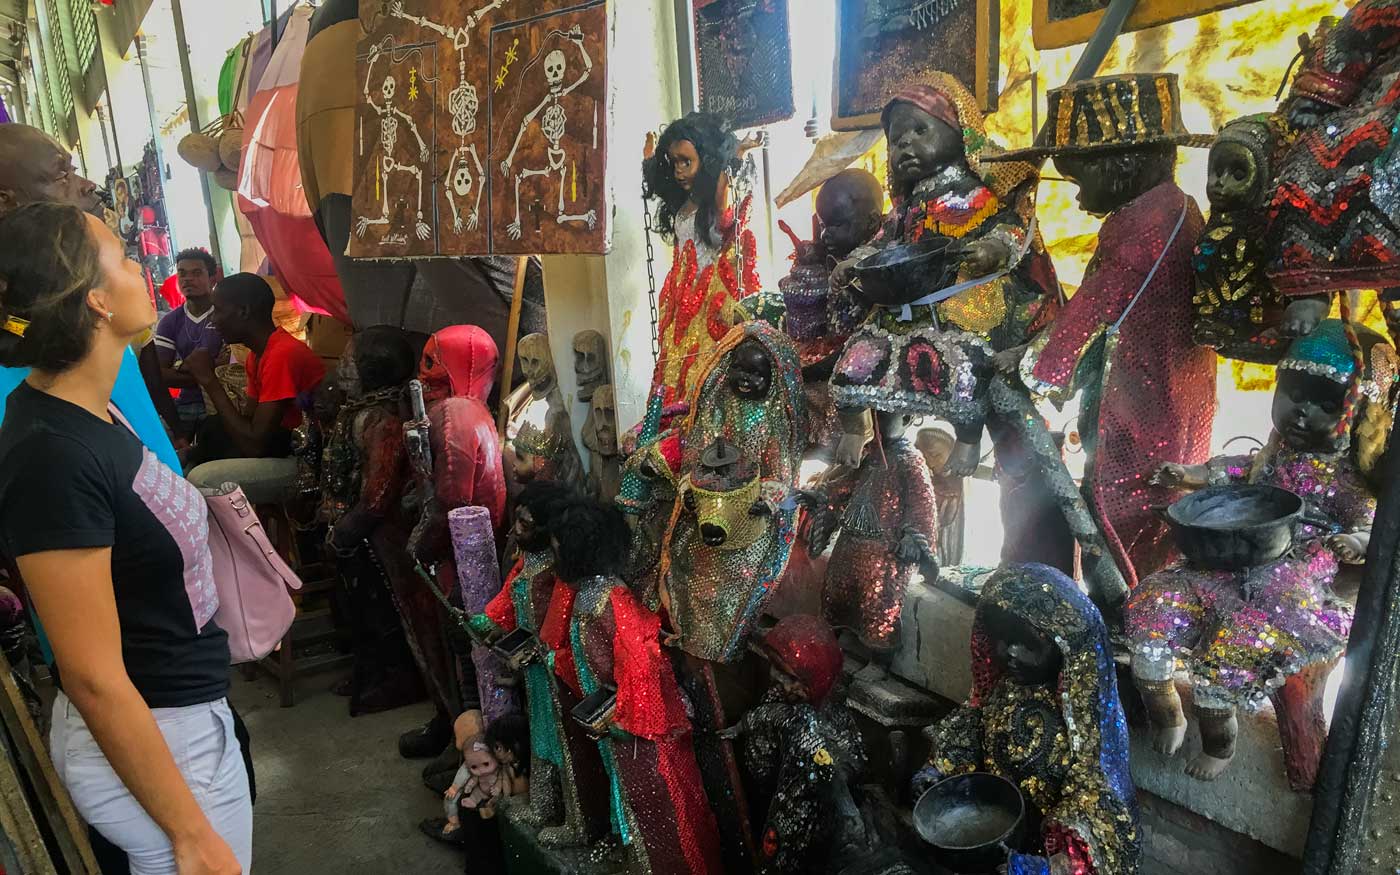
[155,249,225,436]
[185,273,325,505]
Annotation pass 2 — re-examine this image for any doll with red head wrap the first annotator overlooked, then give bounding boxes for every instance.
[722,615,869,875]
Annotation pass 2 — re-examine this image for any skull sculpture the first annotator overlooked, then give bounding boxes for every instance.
[517,333,557,399]
[591,384,618,456]
[544,50,567,92]
[382,75,397,102]
[573,330,608,401]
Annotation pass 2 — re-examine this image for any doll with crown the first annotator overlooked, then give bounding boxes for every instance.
[1135,321,1395,786]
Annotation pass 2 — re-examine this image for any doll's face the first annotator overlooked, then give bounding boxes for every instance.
[983,604,1062,687]
[915,428,954,470]
[1273,371,1347,452]
[1206,141,1259,209]
[514,505,551,552]
[816,185,882,260]
[728,338,773,400]
[768,661,809,705]
[465,746,498,778]
[885,102,963,190]
[492,741,516,768]
[668,139,702,193]
[513,450,540,483]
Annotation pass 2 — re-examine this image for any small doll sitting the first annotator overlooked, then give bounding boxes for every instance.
[1135,319,1396,784]
[1192,113,1325,362]
[421,737,503,845]
[911,564,1142,875]
[721,615,869,875]
[829,73,1061,477]
[811,410,937,680]
[485,714,531,799]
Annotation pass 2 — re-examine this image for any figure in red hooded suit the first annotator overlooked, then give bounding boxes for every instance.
[396,325,507,758]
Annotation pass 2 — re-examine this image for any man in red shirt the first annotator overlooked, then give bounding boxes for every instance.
[185,273,326,504]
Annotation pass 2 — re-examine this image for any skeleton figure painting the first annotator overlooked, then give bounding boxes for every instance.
[352,0,610,257]
[491,3,609,253]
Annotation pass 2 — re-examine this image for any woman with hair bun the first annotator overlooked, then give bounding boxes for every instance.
[0,203,249,875]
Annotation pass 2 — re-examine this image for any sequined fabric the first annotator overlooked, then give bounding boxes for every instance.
[653,195,761,409]
[736,690,867,875]
[570,576,724,875]
[927,565,1142,875]
[660,322,805,663]
[822,439,938,650]
[478,550,557,760]
[1126,434,1374,709]
[781,262,835,342]
[1268,0,1400,295]
[831,74,1061,435]
[449,506,517,724]
[1022,182,1216,588]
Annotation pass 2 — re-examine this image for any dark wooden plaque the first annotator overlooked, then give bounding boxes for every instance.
[694,0,795,129]
[832,0,999,130]
[351,0,609,258]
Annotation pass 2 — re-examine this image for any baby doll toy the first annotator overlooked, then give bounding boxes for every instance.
[420,737,502,845]
[1134,320,1395,787]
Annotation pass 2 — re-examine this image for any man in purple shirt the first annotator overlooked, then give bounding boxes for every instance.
[155,248,225,437]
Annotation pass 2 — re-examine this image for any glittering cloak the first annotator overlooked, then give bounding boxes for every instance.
[659,321,806,663]
[570,576,725,875]
[1021,181,1216,588]
[821,438,938,651]
[830,74,1062,440]
[653,194,760,410]
[927,564,1142,875]
[1268,0,1400,296]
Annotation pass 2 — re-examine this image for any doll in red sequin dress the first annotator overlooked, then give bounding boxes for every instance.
[556,498,724,875]
[642,114,765,410]
[993,73,1218,599]
[812,411,937,679]
[1132,321,1395,785]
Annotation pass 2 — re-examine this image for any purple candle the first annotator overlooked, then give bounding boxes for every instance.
[449,505,518,724]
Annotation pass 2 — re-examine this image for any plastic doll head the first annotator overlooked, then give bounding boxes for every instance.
[884,101,964,196]
[981,602,1063,687]
[1272,370,1347,453]
[513,481,574,552]
[1207,115,1285,211]
[816,168,885,259]
[1052,144,1178,218]
[728,337,773,400]
[915,426,955,472]
[485,714,530,771]
[642,112,741,247]
[463,739,499,779]
[1275,320,1397,455]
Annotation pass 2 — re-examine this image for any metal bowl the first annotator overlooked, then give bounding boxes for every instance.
[914,773,1026,873]
[1164,484,1304,571]
[850,236,964,308]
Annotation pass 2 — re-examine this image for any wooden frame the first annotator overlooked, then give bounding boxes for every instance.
[832,0,1000,131]
[1032,0,1265,50]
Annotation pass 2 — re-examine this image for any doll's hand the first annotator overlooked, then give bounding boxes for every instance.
[738,131,767,155]
[1287,96,1332,129]
[643,131,657,161]
[835,431,867,469]
[1149,463,1194,489]
[945,440,980,478]
[831,255,861,290]
[717,724,742,740]
[1328,532,1369,564]
[910,764,941,801]
[964,237,1012,276]
[1282,297,1329,337]
[445,785,460,800]
[992,344,1028,376]
[895,530,931,564]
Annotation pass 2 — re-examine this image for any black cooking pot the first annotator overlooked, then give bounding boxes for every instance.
[914,773,1026,873]
[850,236,965,308]
[1163,484,1313,571]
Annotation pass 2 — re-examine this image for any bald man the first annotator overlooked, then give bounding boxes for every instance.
[0,123,100,216]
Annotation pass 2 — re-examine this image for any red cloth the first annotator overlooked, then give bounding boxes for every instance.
[158,275,185,310]
[484,559,522,632]
[882,84,960,133]
[244,328,327,429]
[761,614,844,706]
[1024,182,1216,586]
[611,584,689,739]
[420,325,498,404]
[542,580,579,696]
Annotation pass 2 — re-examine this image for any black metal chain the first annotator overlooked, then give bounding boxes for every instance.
[643,194,660,362]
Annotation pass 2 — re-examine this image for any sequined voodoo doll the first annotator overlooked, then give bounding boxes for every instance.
[912,564,1143,875]
[1129,320,1395,786]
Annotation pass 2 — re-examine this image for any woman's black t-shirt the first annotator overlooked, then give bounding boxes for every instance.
[0,382,229,708]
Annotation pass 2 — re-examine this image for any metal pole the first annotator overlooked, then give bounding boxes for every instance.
[673,0,697,114]
[268,0,280,53]
[1067,0,1140,82]
[134,34,178,253]
[169,0,223,264]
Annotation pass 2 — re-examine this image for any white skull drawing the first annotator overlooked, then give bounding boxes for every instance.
[544,50,566,92]
[382,75,397,102]
[452,160,473,197]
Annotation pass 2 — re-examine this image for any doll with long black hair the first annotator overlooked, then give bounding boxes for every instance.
[641,112,764,409]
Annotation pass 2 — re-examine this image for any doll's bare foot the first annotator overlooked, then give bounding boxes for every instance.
[1138,681,1187,756]
[1282,297,1329,337]
[835,431,868,468]
[1153,722,1188,756]
[1187,708,1237,781]
[945,440,980,477]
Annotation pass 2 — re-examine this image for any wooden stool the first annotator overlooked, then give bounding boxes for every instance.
[246,504,347,707]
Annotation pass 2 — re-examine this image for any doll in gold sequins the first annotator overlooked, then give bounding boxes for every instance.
[811,411,937,680]
[912,565,1142,875]
[1192,114,1326,363]
[1132,320,1394,785]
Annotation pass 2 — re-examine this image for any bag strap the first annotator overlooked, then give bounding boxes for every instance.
[1109,197,1190,335]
